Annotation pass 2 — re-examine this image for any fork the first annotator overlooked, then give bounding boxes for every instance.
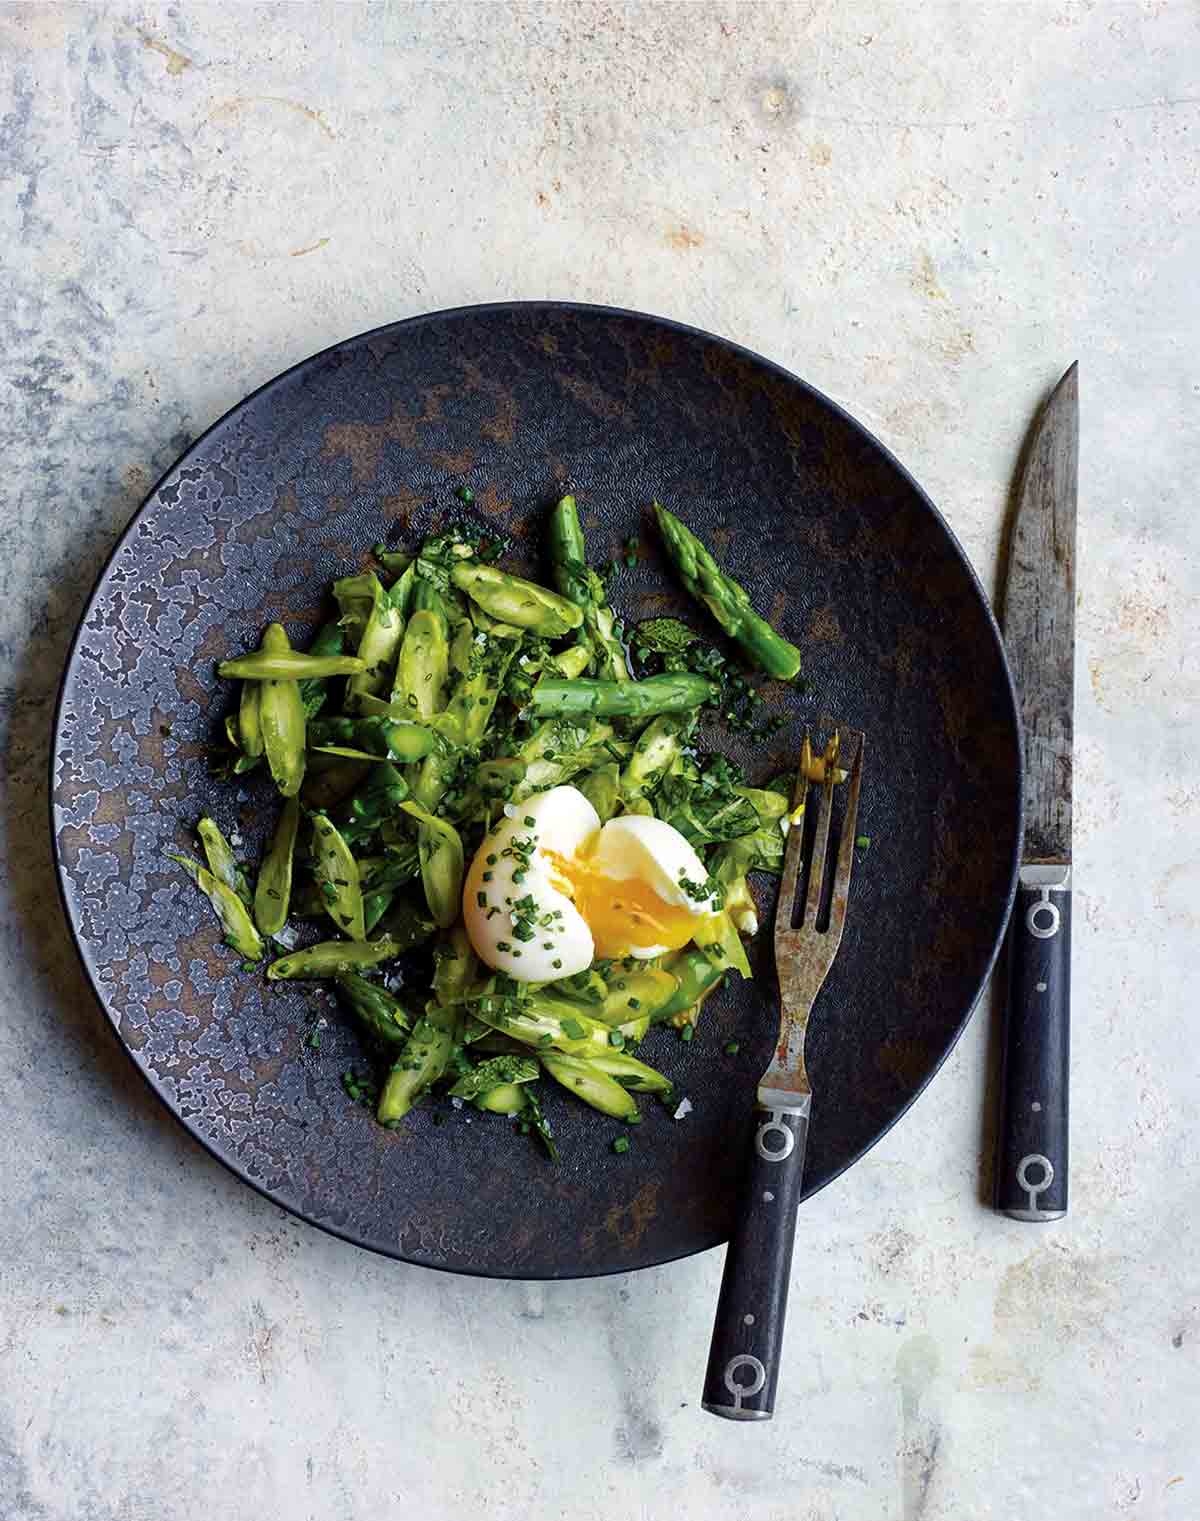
[702,727,866,1421]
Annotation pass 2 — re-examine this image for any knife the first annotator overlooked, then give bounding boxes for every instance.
[996,362,1078,1220]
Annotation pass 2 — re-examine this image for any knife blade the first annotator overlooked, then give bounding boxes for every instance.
[996,361,1078,1220]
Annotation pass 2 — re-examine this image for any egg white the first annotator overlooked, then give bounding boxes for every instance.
[462,787,599,980]
[587,814,719,958]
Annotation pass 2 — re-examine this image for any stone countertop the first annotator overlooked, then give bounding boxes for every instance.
[2,5,1196,1518]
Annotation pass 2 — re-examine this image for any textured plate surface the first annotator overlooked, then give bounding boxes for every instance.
[51,303,1020,1278]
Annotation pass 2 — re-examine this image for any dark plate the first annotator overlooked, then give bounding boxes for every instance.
[51,302,1020,1278]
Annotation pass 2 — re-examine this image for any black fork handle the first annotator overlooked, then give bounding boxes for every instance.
[702,1096,810,1420]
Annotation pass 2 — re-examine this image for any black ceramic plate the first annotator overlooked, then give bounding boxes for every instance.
[52,303,1020,1278]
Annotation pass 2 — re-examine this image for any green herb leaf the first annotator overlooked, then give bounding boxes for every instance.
[634,617,698,655]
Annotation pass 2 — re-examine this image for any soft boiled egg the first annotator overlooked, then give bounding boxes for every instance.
[462,785,719,981]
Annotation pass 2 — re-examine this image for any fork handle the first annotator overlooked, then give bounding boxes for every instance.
[702,1096,810,1421]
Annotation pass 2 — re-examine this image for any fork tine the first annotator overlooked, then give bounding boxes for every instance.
[826,731,865,943]
[803,762,836,927]
[775,728,811,928]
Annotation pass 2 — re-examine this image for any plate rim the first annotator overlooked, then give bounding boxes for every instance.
[50,299,1023,1278]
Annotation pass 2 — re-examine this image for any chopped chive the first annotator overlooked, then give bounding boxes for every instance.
[724,1040,740,1055]
[855,835,872,850]
[612,1136,630,1154]
[680,1023,695,1042]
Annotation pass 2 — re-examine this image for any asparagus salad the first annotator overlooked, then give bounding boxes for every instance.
[173,495,826,1157]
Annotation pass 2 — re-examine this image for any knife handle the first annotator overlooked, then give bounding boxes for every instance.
[996,865,1071,1219]
[702,1097,809,1421]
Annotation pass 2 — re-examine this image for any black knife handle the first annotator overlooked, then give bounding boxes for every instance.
[702,1097,809,1421]
[996,866,1071,1219]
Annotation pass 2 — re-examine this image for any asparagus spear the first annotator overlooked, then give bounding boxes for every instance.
[267,937,408,980]
[333,572,404,709]
[297,620,347,718]
[578,763,620,822]
[448,1054,538,1103]
[257,624,306,797]
[547,495,629,681]
[539,1052,639,1120]
[355,849,421,933]
[399,800,465,929]
[550,644,592,680]
[308,715,436,762]
[334,761,410,847]
[653,946,726,1023]
[473,758,527,798]
[197,818,252,907]
[311,815,365,941]
[392,581,449,719]
[586,1047,674,1094]
[218,648,365,680]
[374,550,412,579]
[525,673,717,720]
[376,1004,459,1125]
[451,562,583,637]
[592,967,680,1024]
[620,715,687,799]
[433,924,477,1005]
[522,1086,559,1161]
[226,706,260,775]
[237,680,264,757]
[471,989,613,1057]
[653,503,802,681]
[253,796,300,936]
[694,909,752,979]
[377,928,474,1124]
[476,1083,528,1116]
[168,853,264,961]
[409,625,521,810]
[335,973,414,1045]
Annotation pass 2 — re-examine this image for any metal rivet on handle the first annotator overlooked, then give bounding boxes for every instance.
[1026,893,1060,939]
[755,1115,795,1162]
[1016,1153,1054,1212]
[723,1354,766,1412]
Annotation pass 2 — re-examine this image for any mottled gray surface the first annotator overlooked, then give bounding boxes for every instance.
[2,4,1197,1518]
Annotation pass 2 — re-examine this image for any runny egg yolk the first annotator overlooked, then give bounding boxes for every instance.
[544,849,698,959]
